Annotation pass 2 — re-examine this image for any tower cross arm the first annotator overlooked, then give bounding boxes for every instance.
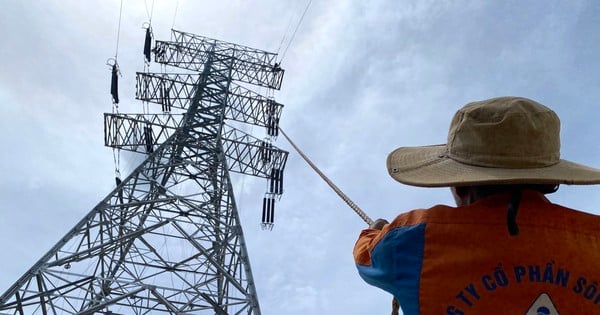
[154,30,284,89]
[135,72,284,128]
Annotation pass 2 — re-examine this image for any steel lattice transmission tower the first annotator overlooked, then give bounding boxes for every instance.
[0,29,287,314]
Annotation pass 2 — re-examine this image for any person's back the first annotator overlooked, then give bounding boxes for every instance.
[356,190,600,313]
[354,97,600,314]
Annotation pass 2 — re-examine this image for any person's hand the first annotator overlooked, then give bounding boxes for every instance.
[369,218,389,230]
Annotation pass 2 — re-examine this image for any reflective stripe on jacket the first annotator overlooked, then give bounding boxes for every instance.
[354,190,600,314]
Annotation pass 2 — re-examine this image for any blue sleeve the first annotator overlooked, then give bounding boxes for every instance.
[356,223,425,315]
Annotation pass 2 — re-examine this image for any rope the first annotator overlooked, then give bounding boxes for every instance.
[279,127,373,225]
[279,0,313,63]
[280,127,399,313]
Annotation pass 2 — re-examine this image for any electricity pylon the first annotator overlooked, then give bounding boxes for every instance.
[0,29,287,315]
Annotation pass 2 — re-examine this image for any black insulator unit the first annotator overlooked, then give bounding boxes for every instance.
[144,27,152,62]
[262,197,267,223]
[261,196,276,225]
[267,115,279,137]
[266,116,274,136]
[266,100,278,136]
[268,167,284,194]
[161,84,171,112]
[274,169,280,194]
[269,198,275,223]
[267,143,272,161]
[115,177,124,205]
[260,141,272,163]
[269,168,275,193]
[273,117,280,137]
[278,169,284,194]
[262,197,274,224]
[268,144,273,161]
[144,126,154,153]
[111,64,119,104]
[260,141,266,162]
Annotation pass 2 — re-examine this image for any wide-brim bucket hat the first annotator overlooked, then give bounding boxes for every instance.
[387,96,600,187]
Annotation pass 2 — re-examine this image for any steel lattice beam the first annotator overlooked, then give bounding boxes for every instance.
[103,113,288,179]
[154,30,284,90]
[135,72,284,127]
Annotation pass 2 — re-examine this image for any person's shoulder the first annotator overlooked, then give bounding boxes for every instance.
[531,200,600,234]
[389,204,457,227]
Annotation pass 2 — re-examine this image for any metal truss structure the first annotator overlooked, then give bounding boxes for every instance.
[0,29,287,315]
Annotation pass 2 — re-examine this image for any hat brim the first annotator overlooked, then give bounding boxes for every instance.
[387,145,600,187]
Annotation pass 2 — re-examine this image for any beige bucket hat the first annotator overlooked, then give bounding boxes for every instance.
[387,96,600,187]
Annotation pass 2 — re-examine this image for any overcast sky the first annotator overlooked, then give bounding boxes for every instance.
[2,1,600,314]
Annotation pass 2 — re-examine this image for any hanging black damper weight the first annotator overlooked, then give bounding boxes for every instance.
[162,83,171,112]
[260,141,271,163]
[144,27,152,62]
[269,167,277,193]
[269,143,273,161]
[273,117,280,137]
[111,64,119,104]
[144,125,154,153]
[268,99,276,116]
[269,197,275,224]
[115,176,124,205]
[261,196,275,225]
[273,168,281,194]
[262,197,267,224]
[278,169,284,194]
[266,197,271,224]
[267,115,274,136]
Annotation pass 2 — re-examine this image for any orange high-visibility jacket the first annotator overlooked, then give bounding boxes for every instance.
[354,190,600,314]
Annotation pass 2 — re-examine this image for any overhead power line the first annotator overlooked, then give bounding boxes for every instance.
[280,0,313,63]
[114,0,124,59]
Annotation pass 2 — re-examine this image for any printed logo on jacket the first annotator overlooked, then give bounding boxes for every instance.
[525,293,558,315]
[446,262,599,314]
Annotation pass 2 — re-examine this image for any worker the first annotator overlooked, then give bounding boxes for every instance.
[354,96,600,314]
